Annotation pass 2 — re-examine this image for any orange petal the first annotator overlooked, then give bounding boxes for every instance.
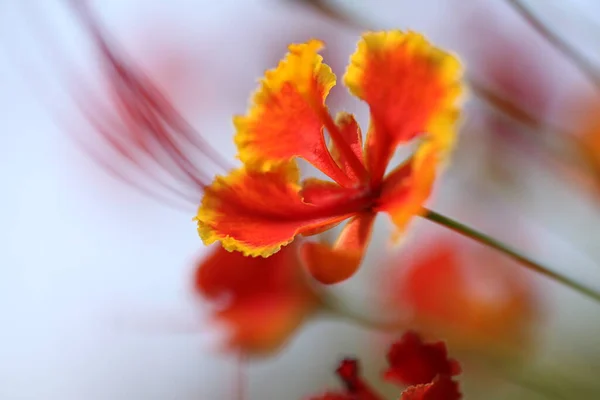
[344,31,462,183]
[301,213,375,284]
[234,40,351,186]
[196,162,358,257]
[328,112,365,185]
[376,145,439,237]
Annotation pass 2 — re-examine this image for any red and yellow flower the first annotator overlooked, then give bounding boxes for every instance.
[195,31,463,284]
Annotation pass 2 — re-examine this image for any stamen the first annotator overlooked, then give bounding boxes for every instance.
[65,0,233,207]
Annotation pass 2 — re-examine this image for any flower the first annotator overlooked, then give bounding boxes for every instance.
[382,234,540,356]
[196,31,463,284]
[310,332,462,400]
[194,242,322,355]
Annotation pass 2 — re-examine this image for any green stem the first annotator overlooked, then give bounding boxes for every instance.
[506,0,600,92]
[423,208,600,303]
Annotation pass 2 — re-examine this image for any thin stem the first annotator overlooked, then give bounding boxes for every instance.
[235,352,246,400]
[423,208,600,303]
[505,0,600,92]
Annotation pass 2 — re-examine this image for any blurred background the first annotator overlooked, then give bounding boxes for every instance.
[2,0,600,399]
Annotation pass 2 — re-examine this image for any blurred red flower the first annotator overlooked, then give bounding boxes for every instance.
[194,242,322,355]
[382,234,540,356]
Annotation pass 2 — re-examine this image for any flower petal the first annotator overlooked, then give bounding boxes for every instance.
[344,30,462,183]
[384,331,461,386]
[300,213,375,284]
[196,162,357,257]
[376,145,439,236]
[234,40,352,185]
